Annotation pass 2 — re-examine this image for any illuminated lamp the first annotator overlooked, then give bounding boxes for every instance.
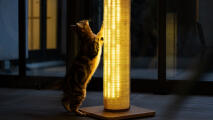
[103,0,130,111]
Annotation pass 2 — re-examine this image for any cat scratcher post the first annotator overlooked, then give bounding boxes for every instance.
[80,0,155,119]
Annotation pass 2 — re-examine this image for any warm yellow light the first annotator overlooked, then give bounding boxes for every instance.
[103,0,130,110]
[166,13,177,70]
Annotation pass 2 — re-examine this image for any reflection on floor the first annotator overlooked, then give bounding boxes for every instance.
[0,88,212,120]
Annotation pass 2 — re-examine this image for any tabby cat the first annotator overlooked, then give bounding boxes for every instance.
[62,20,104,116]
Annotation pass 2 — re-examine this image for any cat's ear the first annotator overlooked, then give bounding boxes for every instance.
[76,20,89,29]
[85,20,89,25]
[76,22,83,29]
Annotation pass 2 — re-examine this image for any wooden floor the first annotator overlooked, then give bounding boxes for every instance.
[0,88,212,120]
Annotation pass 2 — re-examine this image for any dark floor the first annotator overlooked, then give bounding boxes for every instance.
[0,88,213,120]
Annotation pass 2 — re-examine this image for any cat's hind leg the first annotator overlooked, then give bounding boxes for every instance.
[71,97,87,116]
[62,100,87,116]
[74,108,87,116]
[61,97,72,112]
[62,95,87,116]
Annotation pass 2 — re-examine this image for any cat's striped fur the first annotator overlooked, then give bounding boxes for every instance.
[62,20,104,116]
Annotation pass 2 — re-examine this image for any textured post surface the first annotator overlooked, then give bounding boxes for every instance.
[103,0,130,110]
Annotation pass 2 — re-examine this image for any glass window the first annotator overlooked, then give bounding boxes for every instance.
[166,0,213,81]
[199,0,213,81]
[131,0,158,79]
[28,0,40,50]
[46,0,57,49]
[0,0,19,75]
[26,0,66,77]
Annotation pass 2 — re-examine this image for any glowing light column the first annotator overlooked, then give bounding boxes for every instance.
[103,0,130,111]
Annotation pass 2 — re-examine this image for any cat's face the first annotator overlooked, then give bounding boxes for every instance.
[72,20,104,50]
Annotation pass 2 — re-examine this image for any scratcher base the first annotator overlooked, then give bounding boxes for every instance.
[79,105,155,120]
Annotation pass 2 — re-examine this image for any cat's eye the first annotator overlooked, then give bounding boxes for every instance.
[101,37,104,41]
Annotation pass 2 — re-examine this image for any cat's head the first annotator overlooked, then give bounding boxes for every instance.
[71,20,104,47]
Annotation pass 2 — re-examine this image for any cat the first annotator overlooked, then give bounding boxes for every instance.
[62,20,104,116]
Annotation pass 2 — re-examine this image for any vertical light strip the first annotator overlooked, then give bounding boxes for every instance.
[166,13,177,72]
[104,0,130,110]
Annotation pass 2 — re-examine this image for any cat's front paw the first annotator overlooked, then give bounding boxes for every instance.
[75,110,87,116]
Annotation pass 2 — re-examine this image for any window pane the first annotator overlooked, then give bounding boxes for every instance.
[166,0,197,80]
[131,0,158,79]
[46,0,57,49]
[0,0,19,75]
[166,0,213,81]
[28,0,40,50]
[26,0,66,77]
[199,0,213,81]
